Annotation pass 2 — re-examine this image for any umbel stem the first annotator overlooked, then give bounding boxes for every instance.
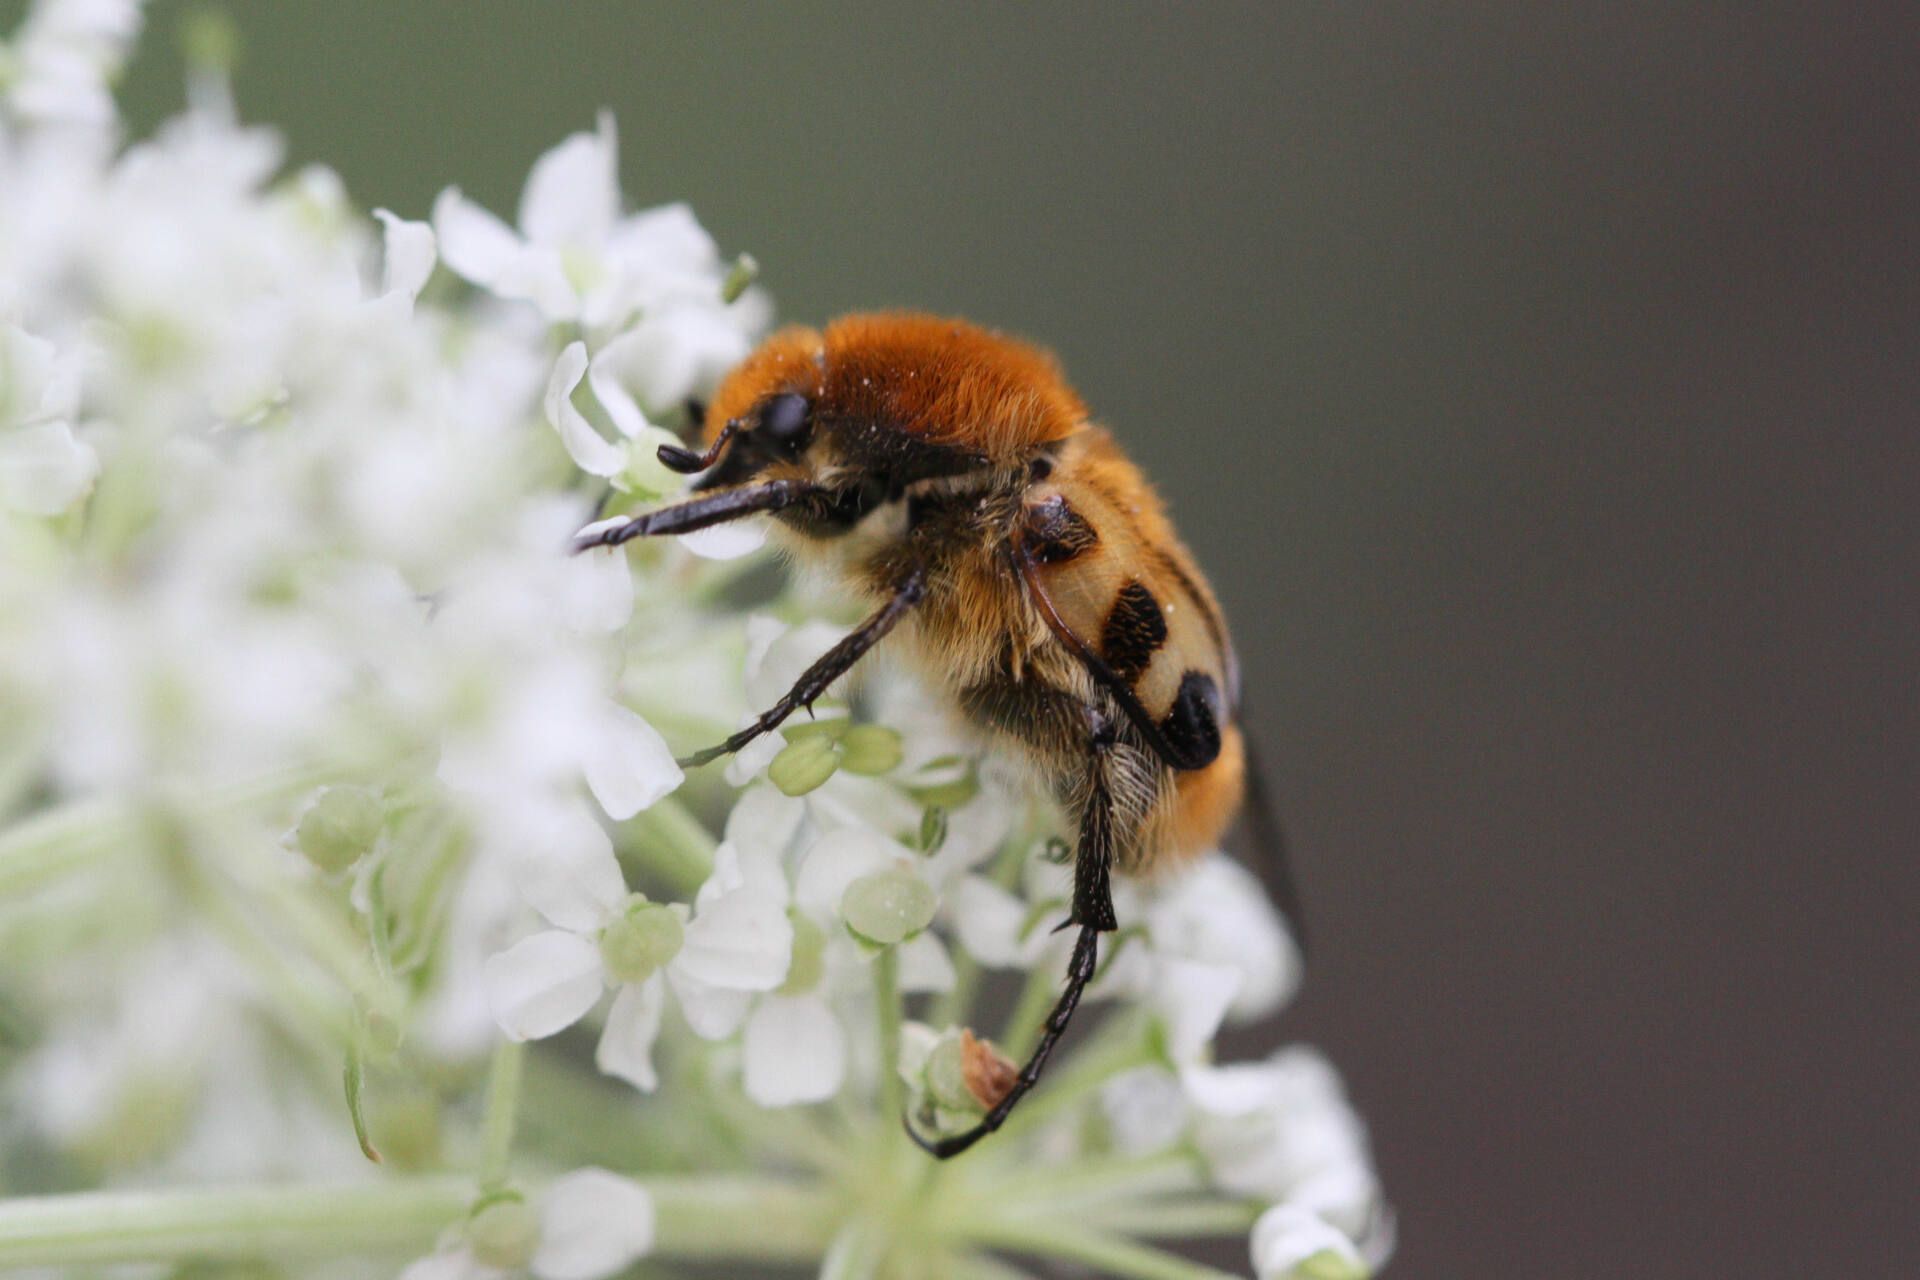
[0,1177,837,1269]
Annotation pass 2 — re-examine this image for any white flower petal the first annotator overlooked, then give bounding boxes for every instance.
[586,332,653,439]
[1149,853,1301,1020]
[483,931,605,1040]
[746,619,849,710]
[1102,1065,1189,1157]
[545,343,626,477]
[897,931,956,994]
[520,112,619,252]
[583,701,681,819]
[595,975,667,1091]
[0,419,97,515]
[742,993,846,1106]
[558,539,634,634]
[676,886,792,992]
[509,801,627,933]
[431,186,525,289]
[374,208,436,301]
[720,727,785,787]
[666,965,753,1040]
[792,827,907,926]
[1250,1204,1366,1280]
[533,1166,655,1280]
[678,520,768,560]
[1181,1062,1283,1116]
[947,874,1062,969]
[723,786,809,858]
[399,1245,494,1280]
[1152,958,1241,1066]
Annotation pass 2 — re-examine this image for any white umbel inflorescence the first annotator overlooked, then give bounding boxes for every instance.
[0,5,1389,1278]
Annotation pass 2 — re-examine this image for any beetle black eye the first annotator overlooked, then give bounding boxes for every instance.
[758,393,812,452]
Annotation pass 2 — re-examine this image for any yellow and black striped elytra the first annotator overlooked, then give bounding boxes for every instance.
[576,312,1290,1157]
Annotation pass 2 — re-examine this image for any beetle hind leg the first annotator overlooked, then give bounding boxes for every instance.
[907,713,1121,1159]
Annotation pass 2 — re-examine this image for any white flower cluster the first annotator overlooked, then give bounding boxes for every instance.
[0,5,1390,1278]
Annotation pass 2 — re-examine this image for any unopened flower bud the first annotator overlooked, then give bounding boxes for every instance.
[295,785,382,873]
[924,1032,978,1113]
[466,1196,537,1270]
[841,867,936,945]
[721,253,759,304]
[770,733,841,796]
[837,724,902,776]
[599,898,683,984]
[1251,1204,1369,1280]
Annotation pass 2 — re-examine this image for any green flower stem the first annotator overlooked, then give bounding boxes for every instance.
[186,858,354,1051]
[0,1179,472,1267]
[1073,1198,1263,1241]
[621,796,716,897]
[998,959,1063,1059]
[215,830,404,1025]
[819,1215,887,1280]
[990,1015,1157,1148]
[478,1038,525,1190]
[874,944,904,1129]
[951,1254,1045,1280]
[0,768,328,897]
[648,1177,838,1261]
[972,1219,1244,1280]
[926,942,980,1031]
[983,1151,1204,1215]
[0,1176,839,1269]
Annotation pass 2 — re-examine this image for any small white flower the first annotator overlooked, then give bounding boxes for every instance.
[5,0,142,128]
[1146,851,1302,1020]
[432,112,767,359]
[400,1168,655,1280]
[1185,1047,1385,1246]
[374,207,437,303]
[0,323,96,515]
[1250,1203,1369,1280]
[481,800,798,1098]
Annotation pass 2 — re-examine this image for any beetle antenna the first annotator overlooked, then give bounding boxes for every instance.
[657,420,742,474]
[572,477,813,552]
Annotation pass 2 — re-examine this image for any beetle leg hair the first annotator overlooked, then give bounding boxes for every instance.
[678,563,930,769]
[907,708,1121,1159]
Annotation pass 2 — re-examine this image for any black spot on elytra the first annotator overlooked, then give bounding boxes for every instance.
[1100,580,1168,684]
[1025,494,1100,564]
[1159,670,1223,770]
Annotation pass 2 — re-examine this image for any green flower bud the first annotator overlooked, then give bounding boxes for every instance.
[841,867,937,946]
[295,785,383,874]
[779,911,827,994]
[837,724,903,776]
[924,1033,979,1114]
[780,716,849,741]
[466,1196,537,1270]
[722,252,760,304]
[917,805,949,853]
[770,733,841,796]
[599,898,684,984]
[1298,1249,1371,1280]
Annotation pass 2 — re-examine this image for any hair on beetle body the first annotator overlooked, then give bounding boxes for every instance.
[577,312,1295,1157]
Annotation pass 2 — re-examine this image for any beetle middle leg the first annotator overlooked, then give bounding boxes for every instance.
[679,563,929,768]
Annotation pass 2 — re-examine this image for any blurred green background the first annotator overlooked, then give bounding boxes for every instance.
[74,2,1920,1275]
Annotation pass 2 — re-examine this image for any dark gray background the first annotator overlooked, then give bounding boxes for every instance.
[97,3,1920,1276]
